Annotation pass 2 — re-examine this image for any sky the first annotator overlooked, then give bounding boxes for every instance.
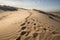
[0,0,60,12]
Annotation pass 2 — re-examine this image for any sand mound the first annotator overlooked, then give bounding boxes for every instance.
[0,8,60,40]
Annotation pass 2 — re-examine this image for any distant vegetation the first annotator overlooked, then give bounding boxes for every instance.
[33,9,60,22]
[33,9,60,18]
[0,5,18,11]
[33,9,46,13]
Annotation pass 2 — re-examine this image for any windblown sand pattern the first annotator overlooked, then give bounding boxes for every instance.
[0,6,60,40]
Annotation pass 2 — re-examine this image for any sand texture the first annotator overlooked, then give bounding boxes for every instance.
[0,9,60,40]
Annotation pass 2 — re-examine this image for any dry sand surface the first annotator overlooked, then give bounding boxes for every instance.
[0,9,60,40]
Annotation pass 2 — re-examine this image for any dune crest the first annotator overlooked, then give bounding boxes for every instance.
[0,6,60,40]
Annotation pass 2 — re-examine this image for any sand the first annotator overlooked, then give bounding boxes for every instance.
[0,9,60,40]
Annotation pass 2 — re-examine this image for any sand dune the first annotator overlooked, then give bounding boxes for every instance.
[0,8,60,40]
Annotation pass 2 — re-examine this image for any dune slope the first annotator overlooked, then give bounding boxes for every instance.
[0,9,60,40]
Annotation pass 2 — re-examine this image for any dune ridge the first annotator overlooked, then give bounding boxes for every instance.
[0,5,60,40]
